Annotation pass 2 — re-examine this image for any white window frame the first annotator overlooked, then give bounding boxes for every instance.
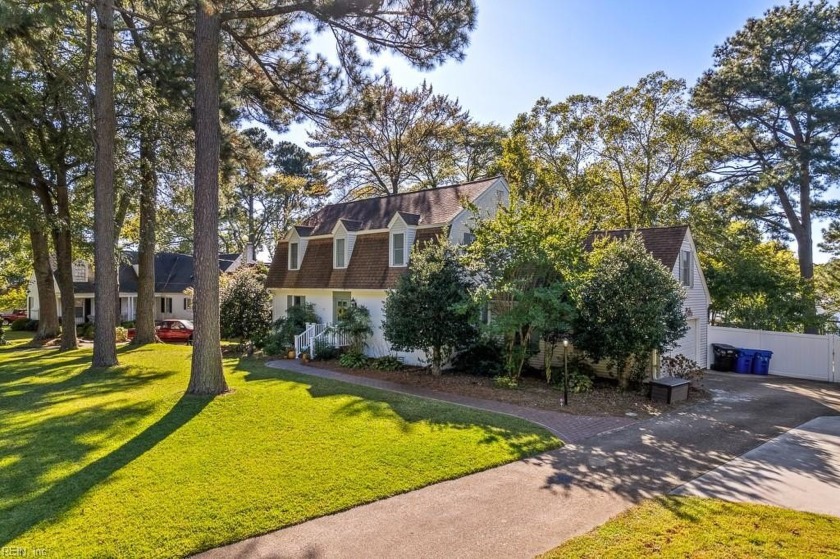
[289,242,299,270]
[286,295,306,309]
[72,261,87,282]
[184,297,192,311]
[681,250,693,288]
[391,232,406,267]
[160,297,173,314]
[334,237,346,269]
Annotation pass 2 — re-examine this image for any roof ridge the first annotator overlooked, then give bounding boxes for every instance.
[591,224,689,234]
[317,175,501,209]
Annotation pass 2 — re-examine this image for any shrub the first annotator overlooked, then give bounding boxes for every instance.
[262,303,320,356]
[662,354,704,385]
[339,350,369,369]
[370,355,404,371]
[24,319,38,332]
[78,322,95,340]
[451,338,505,377]
[115,327,129,343]
[493,375,519,389]
[334,305,372,354]
[552,355,596,393]
[312,338,342,361]
[10,318,28,331]
[220,264,273,347]
[574,234,688,390]
[383,236,479,375]
[120,321,135,329]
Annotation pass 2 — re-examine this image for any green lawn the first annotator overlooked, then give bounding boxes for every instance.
[541,496,840,559]
[0,335,559,558]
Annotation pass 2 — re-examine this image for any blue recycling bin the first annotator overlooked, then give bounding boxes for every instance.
[752,350,773,375]
[734,348,756,374]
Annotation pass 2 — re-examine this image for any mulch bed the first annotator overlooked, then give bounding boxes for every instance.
[308,360,709,419]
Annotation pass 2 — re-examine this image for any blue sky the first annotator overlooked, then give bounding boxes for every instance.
[281,0,833,261]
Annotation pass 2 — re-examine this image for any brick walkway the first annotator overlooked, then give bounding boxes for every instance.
[266,360,636,443]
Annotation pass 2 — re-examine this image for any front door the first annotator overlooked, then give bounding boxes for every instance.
[333,292,352,323]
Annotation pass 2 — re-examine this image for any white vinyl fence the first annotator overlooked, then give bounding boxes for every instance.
[708,326,839,383]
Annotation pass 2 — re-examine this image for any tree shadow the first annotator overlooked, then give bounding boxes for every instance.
[0,345,178,414]
[525,371,840,522]
[232,358,559,458]
[0,394,211,546]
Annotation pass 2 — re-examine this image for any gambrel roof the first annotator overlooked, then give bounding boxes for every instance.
[584,225,689,269]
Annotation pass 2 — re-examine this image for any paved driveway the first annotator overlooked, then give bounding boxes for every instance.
[195,372,840,559]
[674,415,840,516]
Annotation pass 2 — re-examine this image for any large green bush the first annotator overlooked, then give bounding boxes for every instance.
[383,236,478,375]
[574,234,687,389]
[220,264,273,348]
[262,303,320,356]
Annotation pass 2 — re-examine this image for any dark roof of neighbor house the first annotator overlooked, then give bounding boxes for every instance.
[218,254,240,273]
[584,225,689,269]
[72,252,237,295]
[300,176,501,236]
[266,228,444,290]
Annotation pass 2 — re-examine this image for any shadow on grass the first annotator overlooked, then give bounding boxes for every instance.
[0,346,178,414]
[0,394,211,546]
[234,358,558,457]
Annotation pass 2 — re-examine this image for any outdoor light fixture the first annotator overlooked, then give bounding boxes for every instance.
[350,298,357,308]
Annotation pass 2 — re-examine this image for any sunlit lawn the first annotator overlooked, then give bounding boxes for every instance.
[0,335,559,558]
[541,496,840,559]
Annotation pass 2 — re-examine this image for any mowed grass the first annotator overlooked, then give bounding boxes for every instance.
[0,336,560,558]
[541,496,840,559]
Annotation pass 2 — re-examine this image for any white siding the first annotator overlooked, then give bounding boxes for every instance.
[668,230,710,368]
[449,178,509,245]
[270,288,426,365]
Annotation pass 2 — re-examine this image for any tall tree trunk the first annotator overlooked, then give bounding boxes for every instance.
[29,225,59,341]
[188,0,227,395]
[92,0,118,367]
[133,125,158,345]
[51,168,78,351]
[798,163,817,334]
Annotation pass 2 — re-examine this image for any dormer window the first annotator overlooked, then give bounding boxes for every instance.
[72,260,87,282]
[289,242,299,270]
[334,237,346,268]
[391,232,406,267]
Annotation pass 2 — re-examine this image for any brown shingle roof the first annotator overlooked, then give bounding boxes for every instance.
[301,176,501,235]
[584,226,689,269]
[266,228,445,290]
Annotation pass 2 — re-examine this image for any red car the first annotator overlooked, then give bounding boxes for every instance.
[1,309,27,325]
[127,319,194,344]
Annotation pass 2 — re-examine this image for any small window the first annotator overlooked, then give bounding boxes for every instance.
[286,295,306,309]
[681,250,693,287]
[335,237,346,268]
[184,298,192,311]
[72,261,87,282]
[160,297,173,314]
[392,232,405,267]
[289,242,299,270]
[463,232,476,246]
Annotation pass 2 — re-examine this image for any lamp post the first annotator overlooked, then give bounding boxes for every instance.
[562,338,569,406]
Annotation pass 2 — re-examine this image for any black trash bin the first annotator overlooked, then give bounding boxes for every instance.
[711,343,738,371]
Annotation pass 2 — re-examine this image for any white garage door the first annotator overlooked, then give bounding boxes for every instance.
[672,318,698,362]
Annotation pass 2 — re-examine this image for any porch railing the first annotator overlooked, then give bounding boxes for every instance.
[293,322,352,359]
[294,322,326,358]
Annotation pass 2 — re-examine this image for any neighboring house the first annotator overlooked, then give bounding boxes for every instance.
[265,176,511,365]
[27,249,250,325]
[530,225,710,372]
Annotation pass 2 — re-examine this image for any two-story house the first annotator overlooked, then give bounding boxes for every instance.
[265,177,511,364]
[27,250,248,325]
